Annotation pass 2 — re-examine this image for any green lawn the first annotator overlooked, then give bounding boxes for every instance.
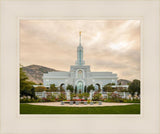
[20,103,140,114]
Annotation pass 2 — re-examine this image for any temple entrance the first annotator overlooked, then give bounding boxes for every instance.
[77,81,83,93]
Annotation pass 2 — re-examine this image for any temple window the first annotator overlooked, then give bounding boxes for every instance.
[78,70,83,78]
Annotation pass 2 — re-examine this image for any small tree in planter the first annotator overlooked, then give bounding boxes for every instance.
[66,84,74,93]
[87,84,95,93]
[75,86,77,94]
[70,93,74,100]
[84,86,87,93]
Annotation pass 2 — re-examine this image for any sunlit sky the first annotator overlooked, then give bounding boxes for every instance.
[20,20,140,81]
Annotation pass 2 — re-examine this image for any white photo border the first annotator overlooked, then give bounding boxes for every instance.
[0,0,159,134]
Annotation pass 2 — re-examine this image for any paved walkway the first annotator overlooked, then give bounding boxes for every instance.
[28,102,134,107]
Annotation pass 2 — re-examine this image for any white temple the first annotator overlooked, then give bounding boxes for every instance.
[43,32,118,93]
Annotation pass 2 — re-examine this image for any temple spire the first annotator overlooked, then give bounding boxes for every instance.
[75,32,85,66]
[79,31,81,46]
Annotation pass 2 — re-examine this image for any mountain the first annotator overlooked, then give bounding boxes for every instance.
[22,65,59,84]
[117,79,131,85]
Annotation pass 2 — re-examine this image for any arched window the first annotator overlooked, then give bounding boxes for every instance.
[60,83,65,89]
[95,83,101,91]
[78,70,83,78]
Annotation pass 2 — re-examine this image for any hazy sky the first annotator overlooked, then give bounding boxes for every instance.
[20,20,140,81]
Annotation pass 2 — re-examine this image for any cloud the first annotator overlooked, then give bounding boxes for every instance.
[20,20,140,81]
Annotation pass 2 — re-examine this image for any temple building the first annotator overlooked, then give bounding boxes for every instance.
[43,32,118,93]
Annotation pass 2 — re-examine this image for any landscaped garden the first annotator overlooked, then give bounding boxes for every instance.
[20,67,141,114]
[20,92,140,103]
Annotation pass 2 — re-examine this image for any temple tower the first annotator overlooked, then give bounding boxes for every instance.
[75,32,85,66]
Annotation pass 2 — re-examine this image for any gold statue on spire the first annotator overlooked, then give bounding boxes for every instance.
[79,31,81,45]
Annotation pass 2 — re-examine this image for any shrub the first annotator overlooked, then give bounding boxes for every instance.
[72,93,76,97]
[20,95,57,103]
[57,92,66,101]
[122,99,140,103]
[117,87,128,92]
[110,92,121,102]
[46,94,56,102]
[66,84,74,93]
[35,86,47,92]
[78,94,83,99]
[82,93,89,100]
[49,84,59,92]
[87,84,95,93]
[70,93,74,100]
[103,85,115,92]
[92,93,102,101]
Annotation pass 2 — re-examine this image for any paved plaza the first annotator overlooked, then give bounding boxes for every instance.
[28,102,134,107]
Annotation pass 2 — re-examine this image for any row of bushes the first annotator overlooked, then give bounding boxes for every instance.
[103,98,140,103]
[20,97,140,103]
[103,92,140,103]
[20,93,66,103]
[20,92,140,103]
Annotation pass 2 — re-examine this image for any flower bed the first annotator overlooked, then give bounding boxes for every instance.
[72,99,87,101]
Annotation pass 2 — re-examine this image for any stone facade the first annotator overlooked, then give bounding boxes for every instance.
[43,32,118,93]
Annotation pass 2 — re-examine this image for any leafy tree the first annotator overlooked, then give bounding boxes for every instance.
[128,79,140,96]
[84,86,87,93]
[35,86,47,92]
[103,84,115,92]
[75,86,77,94]
[107,83,115,85]
[49,84,58,92]
[87,84,95,93]
[117,87,128,92]
[30,87,35,98]
[20,67,35,97]
[66,84,74,93]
